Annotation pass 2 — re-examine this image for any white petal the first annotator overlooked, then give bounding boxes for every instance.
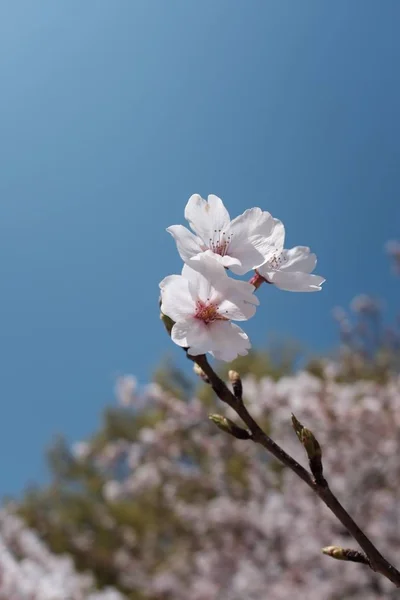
[160,276,195,320]
[228,246,267,275]
[228,211,285,274]
[184,194,210,240]
[270,271,325,292]
[184,253,230,295]
[184,194,230,242]
[259,218,286,262]
[256,263,273,281]
[229,207,273,237]
[218,297,257,320]
[228,279,260,306]
[182,261,215,302]
[279,246,317,273]
[249,218,285,267]
[171,319,192,347]
[207,194,231,231]
[159,274,181,291]
[172,318,210,354]
[208,322,251,361]
[218,254,242,269]
[186,319,216,356]
[166,225,204,263]
[217,279,259,320]
[190,249,241,270]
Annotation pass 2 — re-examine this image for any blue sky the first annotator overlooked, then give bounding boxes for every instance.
[0,1,399,495]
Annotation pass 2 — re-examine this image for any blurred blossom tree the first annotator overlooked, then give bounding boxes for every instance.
[16,356,400,599]
[322,243,400,382]
[0,509,124,599]
[5,232,399,599]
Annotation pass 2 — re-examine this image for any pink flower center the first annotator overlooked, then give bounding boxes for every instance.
[208,230,233,257]
[194,300,227,325]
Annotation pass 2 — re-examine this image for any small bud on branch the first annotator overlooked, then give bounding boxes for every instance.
[228,370,243,400]
[291,413,304,442]
[291,414,325,485]
[322,546,370,565]
[193,363,210,384]
[209,414,251,440]
[301,427,322,461]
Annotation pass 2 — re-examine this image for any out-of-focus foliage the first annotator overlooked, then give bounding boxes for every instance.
[9,241,400,599]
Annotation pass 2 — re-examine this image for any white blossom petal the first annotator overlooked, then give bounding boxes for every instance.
[207,194,231,231]
[218,297,257,320]
[227,279,260,305]
[269,271,325,292]
[181,262,216,303]
[184,194,230,241]
[279,246,317,273]
[257,218,285,263]
[217,254,242,269]
[166,225,204,263]
[186,320,218,356]
[209,322,251,361]
[160,276,195,321]
[228,245,267,276]
[190,248,242,270]
[228,207,274,238]
[171,318,198,348]
[184,254,231,295]
[228,212,285,274]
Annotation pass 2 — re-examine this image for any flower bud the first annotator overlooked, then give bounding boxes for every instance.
[193,363,210,384]
[322,546,369,565]
[228,370,243,399]
[291,413,304,442]
[301,427,322,460]
[292,413,325,485]
[209,414,251,440]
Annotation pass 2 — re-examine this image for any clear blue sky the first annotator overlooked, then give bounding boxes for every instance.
[0,1,399,495]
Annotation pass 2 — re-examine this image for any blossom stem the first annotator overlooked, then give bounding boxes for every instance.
[248,271,267,290]
[190,353,400,588]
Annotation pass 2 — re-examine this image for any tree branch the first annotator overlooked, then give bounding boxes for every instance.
[191,353,400,588]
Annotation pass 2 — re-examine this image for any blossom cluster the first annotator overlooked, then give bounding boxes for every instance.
[160,194,325,360]
[42,367,400,600]
[0,510,124,600]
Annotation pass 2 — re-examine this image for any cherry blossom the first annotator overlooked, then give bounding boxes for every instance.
[58,365,400,600]
[257,245,325,292]
[167,193,284,275]
[160,253,259,360]
[0,511,124,600]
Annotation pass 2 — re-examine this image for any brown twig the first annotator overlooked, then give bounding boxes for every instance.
[191,352,400,588]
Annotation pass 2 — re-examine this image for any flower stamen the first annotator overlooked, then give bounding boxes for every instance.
[194,300,228,325]
[208,230,233,257]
